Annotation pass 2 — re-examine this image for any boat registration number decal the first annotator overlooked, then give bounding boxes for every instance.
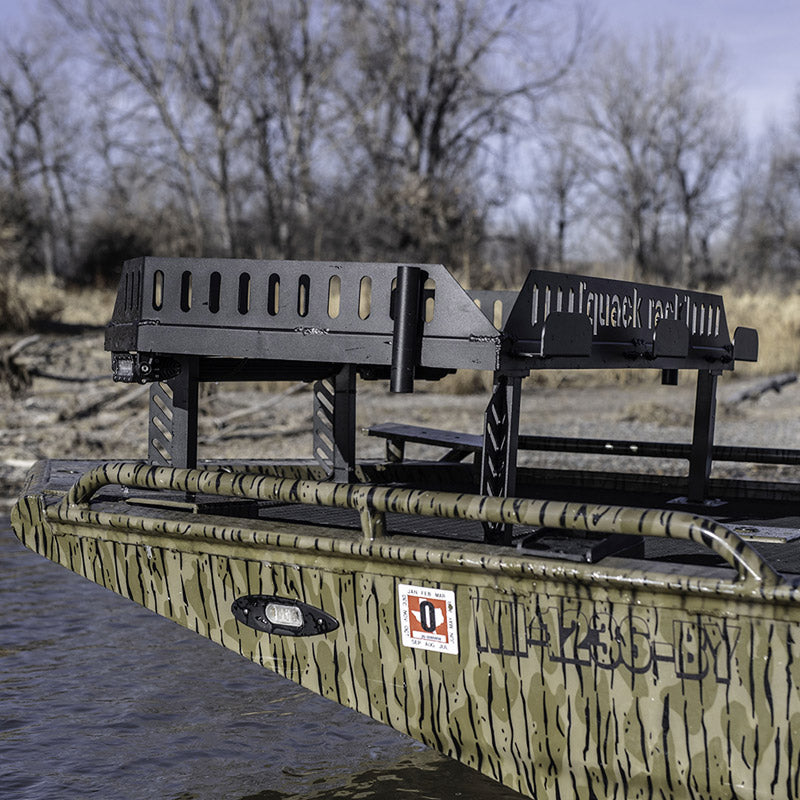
[398,584,458,655]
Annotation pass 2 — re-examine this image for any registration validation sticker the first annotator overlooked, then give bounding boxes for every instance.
[398,584,458,655]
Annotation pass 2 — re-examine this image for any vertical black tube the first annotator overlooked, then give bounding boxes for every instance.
[390,265,423,393]
[688,369,718,502]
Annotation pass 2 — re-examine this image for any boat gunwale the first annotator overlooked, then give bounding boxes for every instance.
[18,459,800,604]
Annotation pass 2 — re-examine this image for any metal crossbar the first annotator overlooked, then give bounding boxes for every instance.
[367,422,800,466]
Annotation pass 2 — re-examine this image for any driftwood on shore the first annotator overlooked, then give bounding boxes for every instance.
[729,373,798,404]
[1,333,109,396]
[0,335,39,395]
[58,384,150,422]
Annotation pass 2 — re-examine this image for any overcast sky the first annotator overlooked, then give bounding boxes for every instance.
[599,0,800,137]
[1,0,798,139]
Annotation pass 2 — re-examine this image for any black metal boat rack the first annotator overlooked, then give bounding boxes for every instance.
[106,257,761,542]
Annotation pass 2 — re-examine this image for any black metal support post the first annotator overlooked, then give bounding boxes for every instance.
[149,356,199,468]
[390,265,423,393]
[148,382,172,466]
[688,369,719,502]
[480,372,522,544]
[313,365,357,482]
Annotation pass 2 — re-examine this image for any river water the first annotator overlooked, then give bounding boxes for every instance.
[0,523,525,800]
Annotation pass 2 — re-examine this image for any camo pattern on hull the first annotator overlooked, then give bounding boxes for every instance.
[12,461,800,800]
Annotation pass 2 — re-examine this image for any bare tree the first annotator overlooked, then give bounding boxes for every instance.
[334,0,589,274]
[0,47,36,276]
[656,38,742,284]
[244,0,342,259]
[53,0,221,255]
[566,30,740,284]
[521,128,587,274]
[730,97,800,283]
[0,34,80,278]
[40,0,592,274]
[177,0,253,256]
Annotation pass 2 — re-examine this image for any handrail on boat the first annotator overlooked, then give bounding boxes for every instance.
[59,461,784,588]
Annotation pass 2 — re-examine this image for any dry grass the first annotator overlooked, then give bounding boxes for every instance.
[58,284,116,327]
[725,292,800,378]
[0,275,115,332]
[0,276,64,332]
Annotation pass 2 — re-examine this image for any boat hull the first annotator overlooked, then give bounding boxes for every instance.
[12,461,800,800]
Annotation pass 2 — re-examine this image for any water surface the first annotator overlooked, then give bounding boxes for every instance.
[0,524,525,800]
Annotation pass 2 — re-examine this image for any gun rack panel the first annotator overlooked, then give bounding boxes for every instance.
[107,258,758,380]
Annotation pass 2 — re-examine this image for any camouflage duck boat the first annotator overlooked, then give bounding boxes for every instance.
[12,258,800,799]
